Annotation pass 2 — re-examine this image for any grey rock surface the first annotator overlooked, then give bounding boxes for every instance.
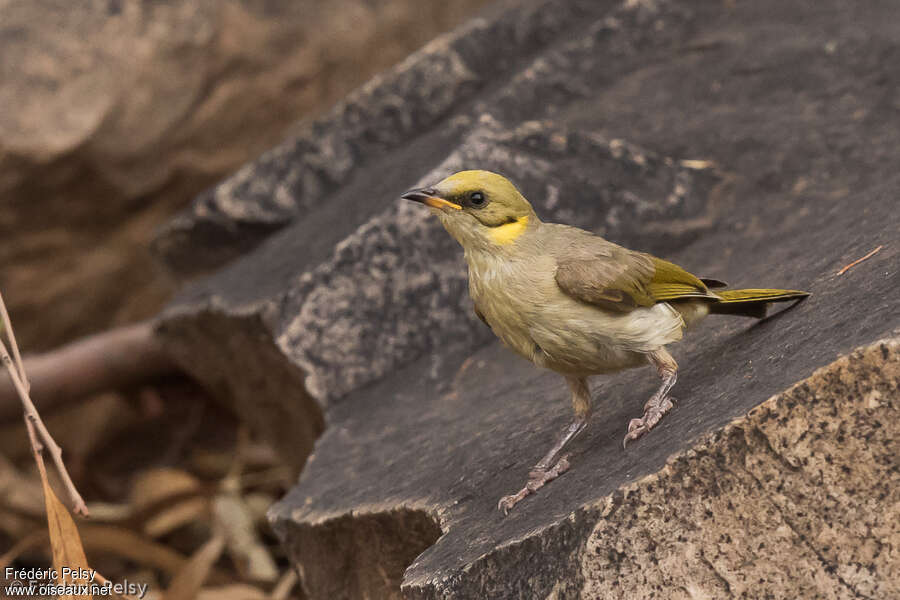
[579,338,899,600]
[273,335,900,599]
[156,0,900,596]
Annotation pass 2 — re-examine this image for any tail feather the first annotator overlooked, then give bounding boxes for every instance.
[709,288,809,318]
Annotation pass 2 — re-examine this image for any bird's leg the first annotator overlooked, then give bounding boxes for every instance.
[498,376,591,515]
[623,348,678,448]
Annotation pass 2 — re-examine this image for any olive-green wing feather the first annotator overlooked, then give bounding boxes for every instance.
[646,257,715,301]
[552,229,807,317]
[555,245,715,312]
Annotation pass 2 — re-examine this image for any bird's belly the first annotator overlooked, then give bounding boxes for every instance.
[533,301,685,373]
[527,310,656,375]
[473,272,684,375]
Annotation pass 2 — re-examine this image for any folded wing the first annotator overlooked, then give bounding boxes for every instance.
[554,241,716,312]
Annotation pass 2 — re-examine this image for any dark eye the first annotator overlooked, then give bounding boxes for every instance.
[469,191,486,207]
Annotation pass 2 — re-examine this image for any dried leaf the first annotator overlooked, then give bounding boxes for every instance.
[131,467,202,511]
[78,524,190,576]
[213,493,278,583]
[1,521,230,583]
[269,570,298,600]
[130,467,208,538]
[164,534,225,600]
[40,468,92,599]
[144,496,210,538]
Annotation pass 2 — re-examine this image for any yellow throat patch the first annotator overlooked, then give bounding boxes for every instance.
[488,216,529,245]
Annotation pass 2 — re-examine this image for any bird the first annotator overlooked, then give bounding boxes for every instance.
[401,170,808,514]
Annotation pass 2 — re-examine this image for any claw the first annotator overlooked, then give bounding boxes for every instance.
[622,395,676,449]
[623,356,678,450]
[497,487,529,515]
[623,418,645,449]
[497,455,571,515]
[622,423,648,449]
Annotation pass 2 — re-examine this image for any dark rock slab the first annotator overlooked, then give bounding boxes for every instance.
[155,0,900,596]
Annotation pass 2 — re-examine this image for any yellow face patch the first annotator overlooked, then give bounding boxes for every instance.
[487,216,529,245]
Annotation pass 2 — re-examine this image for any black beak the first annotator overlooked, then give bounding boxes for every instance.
[402,187,439,202]
[401,187,462,211]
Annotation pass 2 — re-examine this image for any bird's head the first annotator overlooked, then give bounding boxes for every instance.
[402,170,537,251]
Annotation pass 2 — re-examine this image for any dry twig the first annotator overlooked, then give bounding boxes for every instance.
[0,291,89,516]
[837,245,884,275]
[0,291,27,390]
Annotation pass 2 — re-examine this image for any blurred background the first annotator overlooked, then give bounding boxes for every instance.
[1,1,492,597]
[1,0,492,350]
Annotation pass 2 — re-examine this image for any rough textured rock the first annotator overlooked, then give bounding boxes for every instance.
[580,338,899,599]
[0,0,490,348]
[155,0,900,596]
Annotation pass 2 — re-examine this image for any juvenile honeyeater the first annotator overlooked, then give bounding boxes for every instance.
[402,170,808,514]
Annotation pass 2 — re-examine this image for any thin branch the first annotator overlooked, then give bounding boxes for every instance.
[0,290,28,390]
[23,414,47,477]
[1,336,89,517]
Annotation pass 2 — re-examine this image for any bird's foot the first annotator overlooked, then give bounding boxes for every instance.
[498,455,571,515]
[622,395,676,449]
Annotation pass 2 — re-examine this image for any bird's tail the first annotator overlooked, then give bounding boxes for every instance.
[709,288,809,318]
